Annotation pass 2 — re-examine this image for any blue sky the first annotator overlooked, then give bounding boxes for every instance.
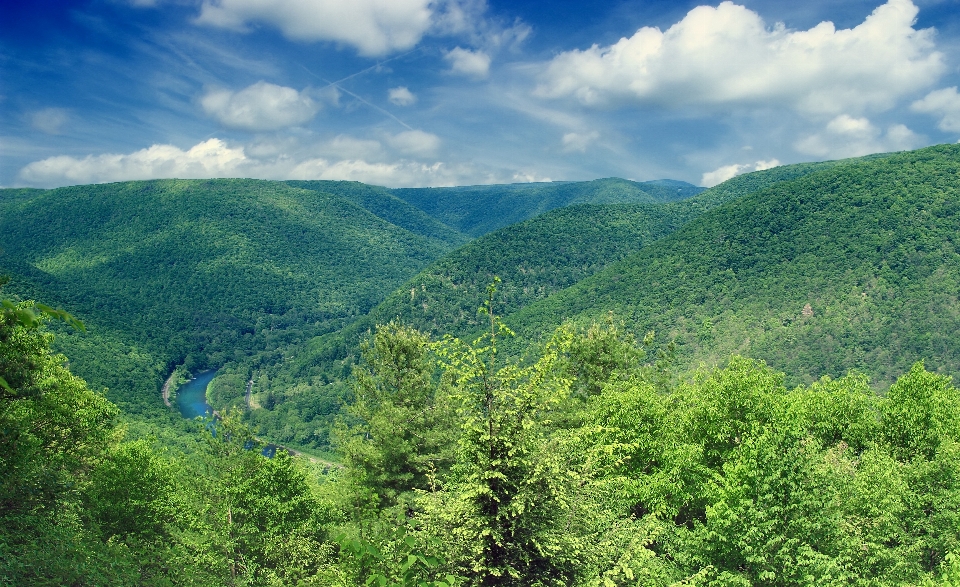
[3,0,960,188]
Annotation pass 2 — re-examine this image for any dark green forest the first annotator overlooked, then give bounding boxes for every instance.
[3,147,960,584]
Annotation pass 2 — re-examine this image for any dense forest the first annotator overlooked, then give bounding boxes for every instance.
[3,146,960,584]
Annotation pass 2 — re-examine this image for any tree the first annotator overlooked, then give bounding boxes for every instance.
[337,320,456,508]
[428,280,578,586]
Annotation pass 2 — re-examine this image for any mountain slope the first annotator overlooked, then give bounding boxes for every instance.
[283,180,469,246]
[0,178,462,411]
[249,157,890,449]
[505,144,960,387]
[392,177,704,236]
[295,153,897,372]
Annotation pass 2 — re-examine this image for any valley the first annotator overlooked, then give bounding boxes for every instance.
[3,145,960,585]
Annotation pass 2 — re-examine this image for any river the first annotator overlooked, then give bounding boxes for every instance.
[171,370,338,465]
[175,370,217,419]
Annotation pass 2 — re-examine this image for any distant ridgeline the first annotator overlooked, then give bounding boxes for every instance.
[0,176,696,424]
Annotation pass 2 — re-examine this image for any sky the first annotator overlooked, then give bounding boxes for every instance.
[3,0,960,189]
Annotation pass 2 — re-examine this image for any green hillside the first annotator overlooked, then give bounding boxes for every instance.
[392,177,704,236]
[504,144,960,387]
[246,157,877,449]
[284,180,470,246]
[288,154,890,377]
[236,200,703,447]
[0,178,463,412]
[6,149,960,586]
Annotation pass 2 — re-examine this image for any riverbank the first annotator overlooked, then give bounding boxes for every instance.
[161,371,177,407]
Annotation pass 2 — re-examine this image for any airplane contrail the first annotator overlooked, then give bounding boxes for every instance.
[301,49,421,131]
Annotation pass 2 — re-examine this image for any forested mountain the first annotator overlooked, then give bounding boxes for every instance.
[283,180,470,246]
[253,153,901,450]
[0,176,701,417]
[5,146,960,585]
[340,154,892,347]
[392,177,704,236]
[503,144,960,387]
[0,178,464,412]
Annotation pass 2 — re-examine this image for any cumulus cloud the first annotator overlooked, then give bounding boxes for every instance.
[195,0,434,56]
[536,0,943,115]
[445,46,491,79]
[386,130,441,156]
[16,136,516,188]
[701,159,780,187]
[18,139,247,186]
[388,86,417,106]
[911,87,960,132]
[30,108,69,135]
[200,81,319,132]
[561,131,600,153]
[287,158,459,186]
[795,114,921,158]
[512,170,552,183]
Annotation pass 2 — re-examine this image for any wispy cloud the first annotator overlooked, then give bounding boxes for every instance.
[30,108,70,135]
[19,139,247,186]
[195,0,434,56]
[17,135,530,188]
[388,86,417,106]
[794,114,921,158]
[561,131,600,153]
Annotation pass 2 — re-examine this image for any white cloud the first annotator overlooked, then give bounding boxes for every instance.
[195,0,434,56]
[388,86,417,106]
[432,0,530,51]
[911,86,960,132]
[386,130,441,156]
[288,158,458,186]
[561,131,600,153]
[512,170,552,183]
[701,159,780,187]
[18,139,247,186]
[795,114,921,158]
[30,108,69,135]
[445,46,491,79]
[16,136,507,188]
[200,81,319,132]
[536,0,943,115]
[317,135,385,160]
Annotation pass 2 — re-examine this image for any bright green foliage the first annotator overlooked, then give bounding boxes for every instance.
[0,300,126,585]
[0,300,117,515]
[334,520,460,587]
[336,320,456,507]
[432,302,576,586]
[87,438,176,540]
[180,411,336,585]
[881,362,960,461]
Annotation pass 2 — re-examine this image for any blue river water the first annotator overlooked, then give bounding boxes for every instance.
[173,370,280,458]
[175,370,217,419]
